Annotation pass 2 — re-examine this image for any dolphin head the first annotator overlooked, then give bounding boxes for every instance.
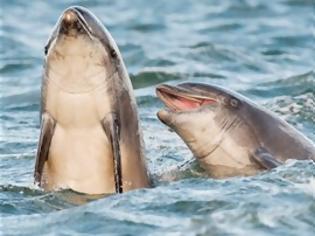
[156,83,260,163]
[44,6,122,92]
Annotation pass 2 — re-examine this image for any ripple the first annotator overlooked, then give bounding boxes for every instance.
[131,71,183,89]
[0,89,40,108]
[261,49,286,56]
[246,71,315,98]
[197,22,244,33]
[128,23,166,32]
[0,184,106,217]
[272,34,313,48]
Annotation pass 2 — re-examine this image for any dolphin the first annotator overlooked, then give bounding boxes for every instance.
[34,6,150,194]
[156,83,315,178]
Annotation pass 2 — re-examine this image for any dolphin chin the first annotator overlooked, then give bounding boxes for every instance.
[157,110,171,125]
[34,6,150,195]
[156,82,315,178]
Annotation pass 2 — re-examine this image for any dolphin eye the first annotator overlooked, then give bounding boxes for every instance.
[110,48,117,58]
[44,45,48,55]
[230,98,239,108]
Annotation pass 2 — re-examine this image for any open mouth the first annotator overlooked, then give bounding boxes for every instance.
[156,85,217,112]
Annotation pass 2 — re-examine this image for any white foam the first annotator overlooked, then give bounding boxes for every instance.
[299,177,315,198]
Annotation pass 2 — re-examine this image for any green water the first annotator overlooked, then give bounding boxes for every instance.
[1,0,314,235]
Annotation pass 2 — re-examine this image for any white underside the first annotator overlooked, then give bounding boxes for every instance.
[42,76,116,194]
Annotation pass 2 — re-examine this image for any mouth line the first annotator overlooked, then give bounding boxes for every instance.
[156,86,217,112]
[75,11,93,38]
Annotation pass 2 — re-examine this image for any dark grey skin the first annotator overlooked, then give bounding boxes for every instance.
[156,83,315,178]
[34,6,150,194]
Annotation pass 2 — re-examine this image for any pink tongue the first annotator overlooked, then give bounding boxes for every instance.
[201,100,215,106]
[173,98,199,110]
[171,96,215,111]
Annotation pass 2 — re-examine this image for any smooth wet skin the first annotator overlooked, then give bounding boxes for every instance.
[34,6,150,194]
[156,83,315,178]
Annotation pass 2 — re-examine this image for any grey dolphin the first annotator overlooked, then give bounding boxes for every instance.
[156,83,315,178]
[34,6,150,194]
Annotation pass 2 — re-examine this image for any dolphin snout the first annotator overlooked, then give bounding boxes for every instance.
[59,8,84,36]
[63,9,77,23]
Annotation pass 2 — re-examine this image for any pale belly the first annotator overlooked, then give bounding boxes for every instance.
[42,81,116,194]
[42,125,115,194]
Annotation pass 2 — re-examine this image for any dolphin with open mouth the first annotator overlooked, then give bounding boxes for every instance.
[156,83,315,178]
[34,6,150,194]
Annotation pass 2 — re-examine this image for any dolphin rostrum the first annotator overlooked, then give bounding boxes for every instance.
[34,6,150,194]
[156,83,315,178]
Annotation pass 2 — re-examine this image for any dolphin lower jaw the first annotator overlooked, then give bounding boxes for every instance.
[156,110,173,127]
[46,66,117,94]
[45,37,114,94]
